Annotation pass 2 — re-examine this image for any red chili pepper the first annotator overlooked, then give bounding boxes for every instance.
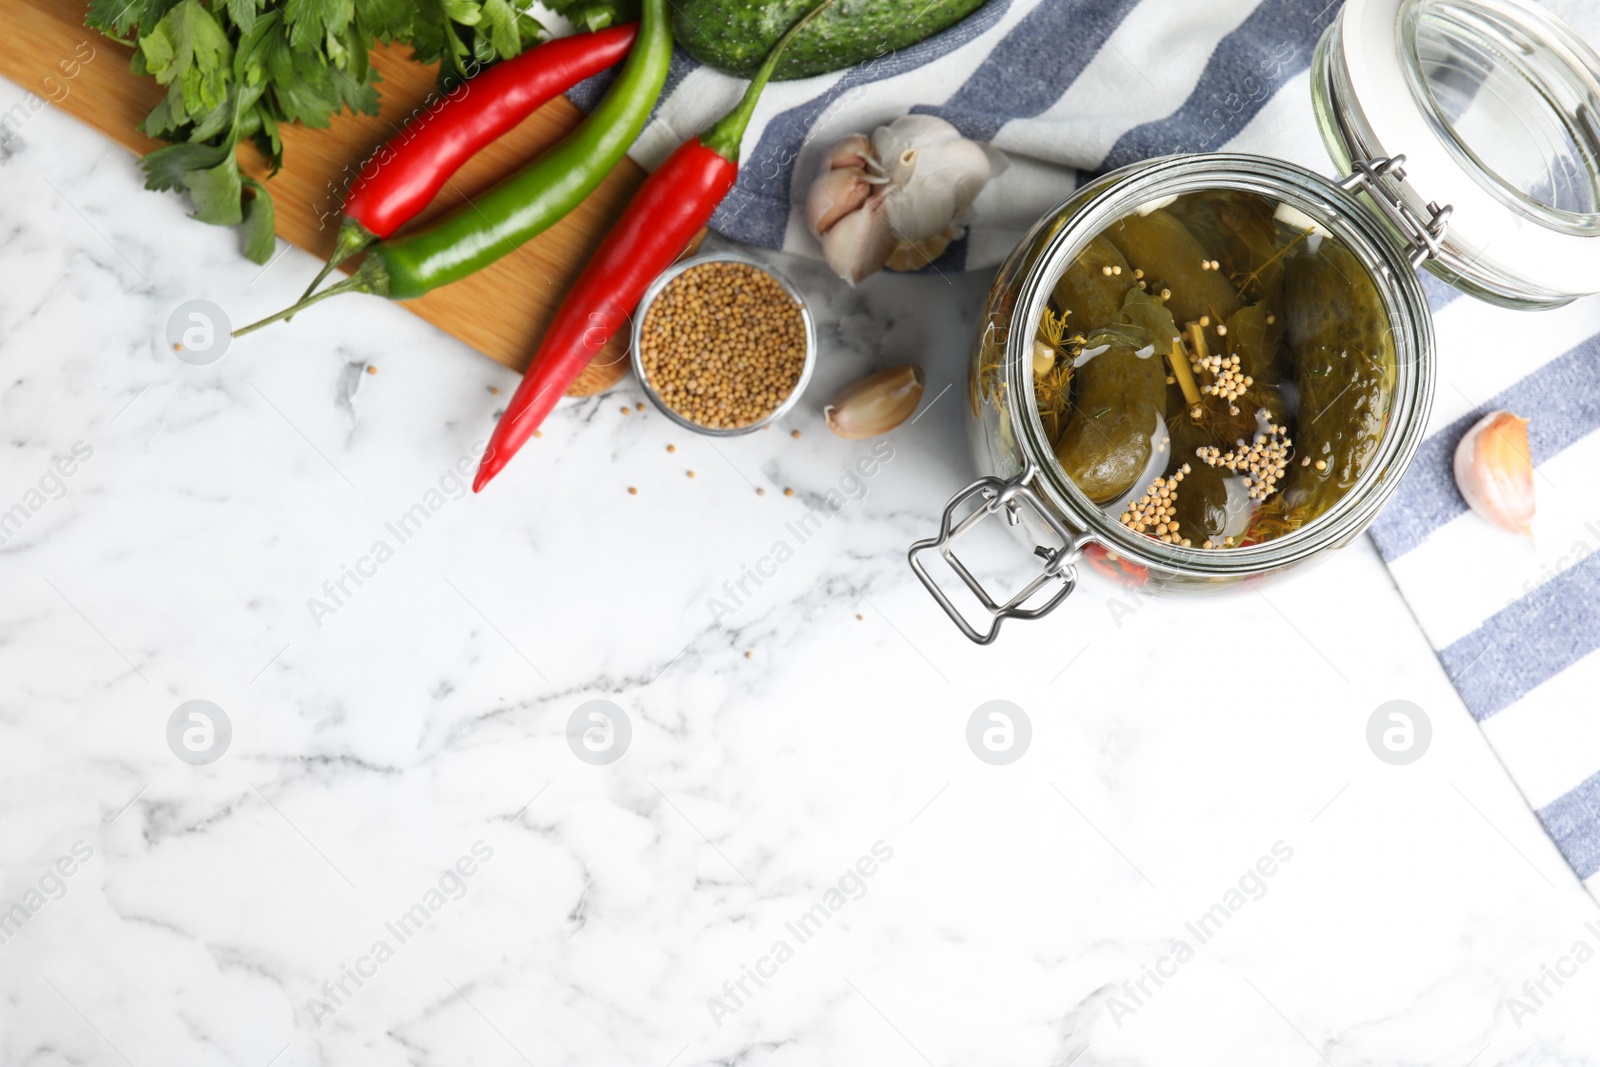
[301,24,638,299]
[473,0,832,492]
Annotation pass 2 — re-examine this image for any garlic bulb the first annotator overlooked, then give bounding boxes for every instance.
[1453,410,1535,537]
[805,116,1003,285]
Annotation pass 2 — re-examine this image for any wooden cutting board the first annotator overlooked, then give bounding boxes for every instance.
[0,0,644,394]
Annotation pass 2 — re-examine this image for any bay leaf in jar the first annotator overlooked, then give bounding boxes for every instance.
[1222,302,1285,383]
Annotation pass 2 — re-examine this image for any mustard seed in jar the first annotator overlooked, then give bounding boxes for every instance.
[638,261,808,431]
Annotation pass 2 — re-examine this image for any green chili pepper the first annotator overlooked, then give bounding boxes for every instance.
[234,0,674,336]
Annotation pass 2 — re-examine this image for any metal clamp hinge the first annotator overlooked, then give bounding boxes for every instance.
[908,467,1084,645]
[1338,155,1452,267]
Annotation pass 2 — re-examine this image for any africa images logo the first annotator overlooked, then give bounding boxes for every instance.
[705,841,894,1027]
[305,841,494,1028]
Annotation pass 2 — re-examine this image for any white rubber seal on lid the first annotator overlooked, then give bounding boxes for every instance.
[1336,0,1600,300]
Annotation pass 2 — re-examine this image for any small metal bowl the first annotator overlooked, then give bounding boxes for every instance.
[630,251,817,436]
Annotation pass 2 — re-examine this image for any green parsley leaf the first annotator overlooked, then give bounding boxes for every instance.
[241,177,277,262]
[442,0,482,27]
[542,0,638,32]
[182,152,243,224]
[139,0,234,122]
[140,138,232,191]
[480,0,521,59]
[93,0,545,256]
[227,0,255,38]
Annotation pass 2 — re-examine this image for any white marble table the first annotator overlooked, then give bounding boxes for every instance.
[3,74,1599,1067]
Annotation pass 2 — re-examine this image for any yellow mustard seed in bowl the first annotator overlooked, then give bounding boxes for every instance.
[638,261,808,432]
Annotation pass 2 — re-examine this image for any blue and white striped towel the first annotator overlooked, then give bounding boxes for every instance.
[572,0,1600,897]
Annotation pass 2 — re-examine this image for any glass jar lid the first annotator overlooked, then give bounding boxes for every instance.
[1315,0,1600,308]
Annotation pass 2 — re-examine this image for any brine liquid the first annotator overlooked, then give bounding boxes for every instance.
[1034,189,1396,549]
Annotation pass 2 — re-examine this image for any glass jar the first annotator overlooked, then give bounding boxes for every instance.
[910,0,1600,644]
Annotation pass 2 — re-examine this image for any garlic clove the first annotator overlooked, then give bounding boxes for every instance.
[806,165,874,237]
[825,133,872,171]
[824,364,927,439]
[819,193,896,286]
[1453,409,1535,537]
[884,225,957,272]
[1032,338,1056,377]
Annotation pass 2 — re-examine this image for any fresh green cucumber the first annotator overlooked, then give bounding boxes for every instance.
[672,0,991,80]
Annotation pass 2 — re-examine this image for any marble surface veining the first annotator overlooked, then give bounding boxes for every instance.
[1,72,1598,1067]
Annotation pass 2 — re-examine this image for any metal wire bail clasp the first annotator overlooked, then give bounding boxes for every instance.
[1339,155,1452,266]
[908,464,1084,645]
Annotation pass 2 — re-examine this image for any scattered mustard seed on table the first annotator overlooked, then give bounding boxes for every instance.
[627,486,637,495]
[366,365,377,375]
[667,444,676,453]
[638,261,807,431]
[783,487,794,497]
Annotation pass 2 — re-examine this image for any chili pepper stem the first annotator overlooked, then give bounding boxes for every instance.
[233,269,379,338]
[700,0,834,161]
[294,219,377,308]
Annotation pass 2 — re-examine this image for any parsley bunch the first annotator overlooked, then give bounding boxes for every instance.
[541,0,637,31]
[87,0,545,262]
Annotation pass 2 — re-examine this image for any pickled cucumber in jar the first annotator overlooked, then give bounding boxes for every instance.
[1104,208,1243,328]
[1168,190,1287,304]
[1033,188,1396,550]
[1053,324,1168,503]
[1050,235,1133,327]
[1258,238,1395,532]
